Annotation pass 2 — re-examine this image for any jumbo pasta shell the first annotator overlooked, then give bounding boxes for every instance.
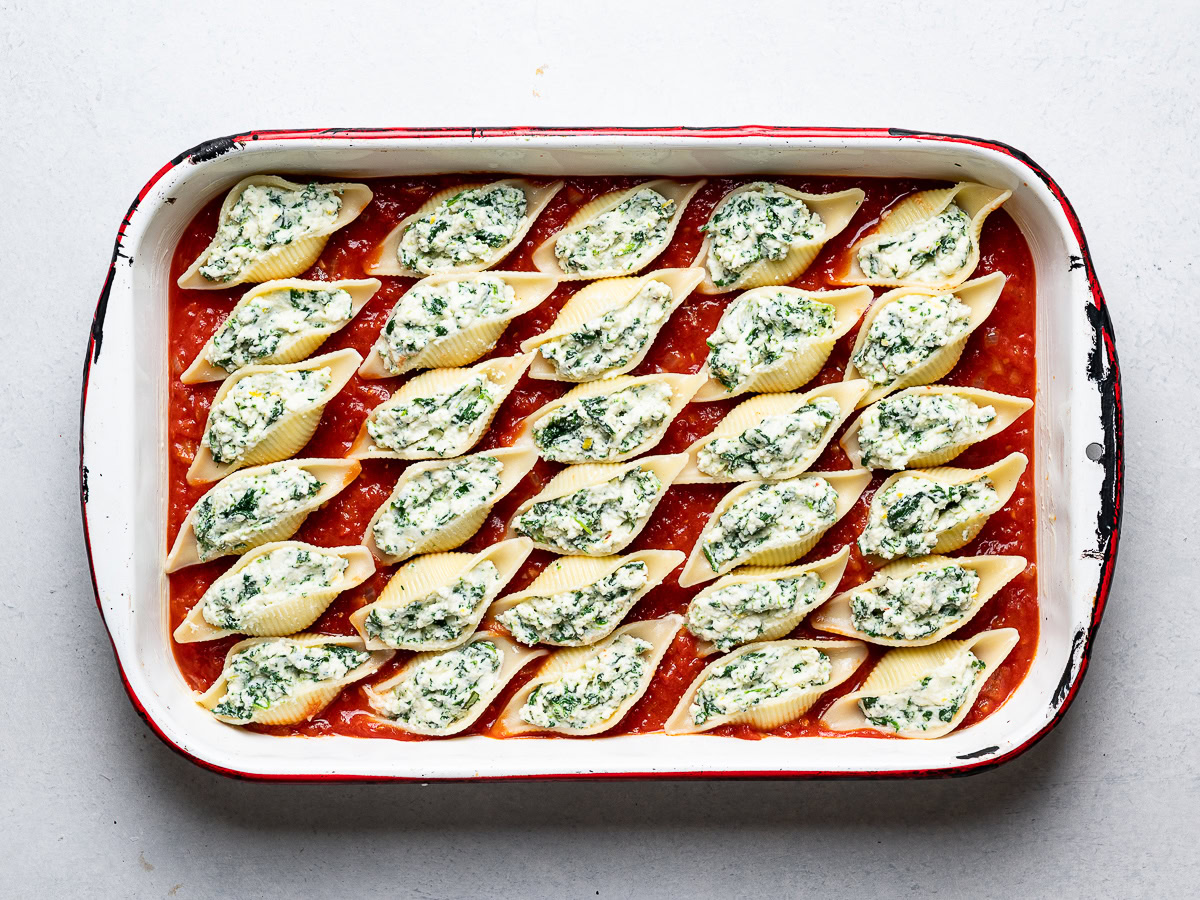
[487,548,685,646]
[196,633,392,726]
[843,272,1006,407]
[365,179,563,277]
[693,184,865,294]
[505,453,689,556]
[350,353,534,460]
[359,272,558,378]
[182,278,381,383]
[678,380,869,484]
[692,286,872,402]
[678,469,871,588]
[363,632,547,737]
[516,372,706,464]
[663,639,868,734]
[522,268,704,382]
[531,179,706,280]
[362,445,538,565]
[165,458,361,573]
[187,349,362,484]
[496,614,684,736]
[350,538,533,651]
[177,176,373,290]
[809,554,1027,646]
[837,182,1012,288]
[858,452,1028,562]
[841,385,1032,469]
[821,628,1019,738]
[686,546,850,656]
[173,542,376,643]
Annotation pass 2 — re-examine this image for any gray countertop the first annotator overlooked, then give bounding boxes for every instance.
[2,0,1196,896]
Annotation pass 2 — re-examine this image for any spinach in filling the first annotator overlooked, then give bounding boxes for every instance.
[399,184,527,273]
[364,560,500,647]
[857,475,998,559]
[702,184,826,287]
[687,573,825,652]
[372,640,502,729]
[851,292,972,387]
[697,397,839,479]
[554,187,676,274]
[208,287,353,372]
[857,203,971,282]
[859,649,985,733]
[533,382,672,463]
[512,469,663,555]
[850,564,980,640]
[706,290,835,392]
[212,640,368,722]
[700,476,838,572]
[689,646,831,725]
[498,561,649,645]
[519,634,651,730]
[200,545,347,631]
[193,466,322,560]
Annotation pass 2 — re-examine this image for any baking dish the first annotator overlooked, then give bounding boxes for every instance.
[79,127,1122,780]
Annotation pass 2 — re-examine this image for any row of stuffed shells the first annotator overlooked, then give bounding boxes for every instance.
[177,176,1008,295]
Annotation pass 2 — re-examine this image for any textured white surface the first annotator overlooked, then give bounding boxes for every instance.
[1,0,1196,896]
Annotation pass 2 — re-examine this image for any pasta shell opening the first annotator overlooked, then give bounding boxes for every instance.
[177,177,373,290]
[693,184,865,295]
[365,179,563,277]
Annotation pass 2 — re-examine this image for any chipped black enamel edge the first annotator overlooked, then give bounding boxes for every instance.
[956,746,1001,761]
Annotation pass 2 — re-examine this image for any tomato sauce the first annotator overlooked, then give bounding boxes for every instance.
[167,174,1038,742]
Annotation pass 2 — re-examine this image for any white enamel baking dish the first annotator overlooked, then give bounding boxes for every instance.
[80,127,1122,780]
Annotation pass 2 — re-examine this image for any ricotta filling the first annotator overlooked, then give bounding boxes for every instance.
[199,183,341,283]
[519,634,651,730]
[554,187,676,274]
[367,374,498,456]
[192,465,322,560]
[697,397,840,479]
[687,572,825,652]
[858,475,999,559]
[371,455,502,559]
[851,292,972,388]
[200,545,348,631]
[371,640,502,730]
[363,560,501,647]
[859,649,985,733]
[702,185,826,287]
[375,275,516,374]
[204,367,332,465]
[498,561,649,646]
[212,640,368,723]
[706,291,836,392]
[399,184,527,273]
[857,394,995,469]
[512,468,663,555]
[533,382,673,463]
[857,203,972,282]
[539,280,674,380]
[689,646,831,725]
[700,475,838,572]
[207,287,353,373]
[850,564,981,640]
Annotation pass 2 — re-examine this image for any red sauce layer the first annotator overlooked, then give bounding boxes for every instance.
[167,175,1038,742]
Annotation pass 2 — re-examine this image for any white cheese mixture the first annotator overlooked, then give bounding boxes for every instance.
[399,184,527,273]
[857,203,972,282]
[698,396,840,479]
[207,287,353,373]
[371,640,502,730]
[211,640,368,723]
[687,572,825,652]
[363,560,500,648]
[374,276,516,375]
[533,382,673,463]
[371,455,503,559]
[689,646,831,725]
[858,649,986,733]
[857,394,995,469]
[204,367,332,465]
[851,292,972,388]
[200,545,348,631]
[199,183,341,283]
[702,185,826,287]
[850,564,981,640]
[554,187,676,274]
[513,468,663,555]
[192,464,322,560]
[498,561,649,646]
[519,634,652,730]
[540,280,674,380]
[700,475,838,572]
[367,374,498,456]
[858,475,999,559]
[705,290,836,392]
